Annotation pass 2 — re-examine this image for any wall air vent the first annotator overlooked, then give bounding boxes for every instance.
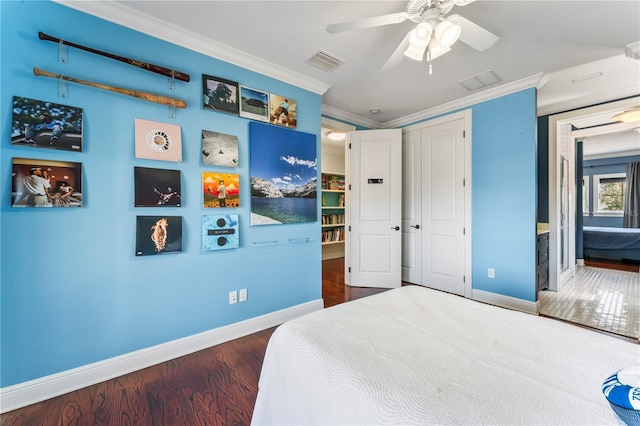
[307,50,345,72]
[459,70,502,91]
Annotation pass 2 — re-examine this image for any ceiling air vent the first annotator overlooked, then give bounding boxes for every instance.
[307,50,345,72]
[459,70,502,91]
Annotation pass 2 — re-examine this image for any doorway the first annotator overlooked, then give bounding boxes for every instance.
[320,118,354,263]
[543,97,640,337]
[547,96,639,291]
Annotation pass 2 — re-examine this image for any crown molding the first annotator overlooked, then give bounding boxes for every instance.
[53,0,331,95]
[385,73,546,128]
[321,104,383,129]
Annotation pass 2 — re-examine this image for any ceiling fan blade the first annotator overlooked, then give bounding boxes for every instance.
[380,32,411,72]
[327,11,411,34]
[448,14,499,51]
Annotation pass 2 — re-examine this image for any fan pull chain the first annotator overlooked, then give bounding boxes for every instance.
[427,50,433,75]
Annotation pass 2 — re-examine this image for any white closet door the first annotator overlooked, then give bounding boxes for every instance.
[421,118,466,296]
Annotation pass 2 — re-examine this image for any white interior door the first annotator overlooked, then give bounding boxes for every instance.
[348,129,402,288]
[421,118,466,295]
[401,129,422,284]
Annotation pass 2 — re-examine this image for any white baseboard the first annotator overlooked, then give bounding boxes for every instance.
[577,258,585,267]
[0,299,324,414]
[472,289,538,315]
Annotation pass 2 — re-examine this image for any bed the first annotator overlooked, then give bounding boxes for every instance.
[252,285,639,425]
[583,226,640,261]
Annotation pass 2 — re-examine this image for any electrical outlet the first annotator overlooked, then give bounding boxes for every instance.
[488,268,495,279]
[229,290,238,304]
[239,288,247,302]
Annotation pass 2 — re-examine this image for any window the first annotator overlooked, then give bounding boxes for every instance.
[593,173,626,216]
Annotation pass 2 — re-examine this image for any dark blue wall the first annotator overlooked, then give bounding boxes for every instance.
[537,116,549,223]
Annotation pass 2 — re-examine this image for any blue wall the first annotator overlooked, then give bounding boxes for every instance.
[469,90,537,301]
[582,155,640,227]
[402,89,538,302]
[1,1,322,387]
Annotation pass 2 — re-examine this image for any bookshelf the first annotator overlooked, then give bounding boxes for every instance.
[321,171,345,259]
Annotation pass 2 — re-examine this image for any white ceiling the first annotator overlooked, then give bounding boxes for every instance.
[59,0,640,153]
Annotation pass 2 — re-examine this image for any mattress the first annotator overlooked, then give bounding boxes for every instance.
[252,285,639,425]
[583,226,640,250]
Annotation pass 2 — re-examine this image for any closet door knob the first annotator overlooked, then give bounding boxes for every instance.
[410,224,420,229]
[391,226,400,231]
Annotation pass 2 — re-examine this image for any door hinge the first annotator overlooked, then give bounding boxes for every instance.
[349,143,351,149]
[463,275,466,283]
[463,227,465,235]
[348,226,351,232]
[463,130,466,138]
[348,267,351,273]
[349,184,351,190]
[463,178,465,187]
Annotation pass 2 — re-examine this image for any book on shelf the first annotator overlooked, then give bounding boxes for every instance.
[322,174,345,190]
[322,228,345,243]
[322,214,345,224]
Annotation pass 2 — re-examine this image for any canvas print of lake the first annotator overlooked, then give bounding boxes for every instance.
[249,122,317,225]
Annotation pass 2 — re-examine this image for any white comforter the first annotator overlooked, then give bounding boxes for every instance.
[252,285,639,425]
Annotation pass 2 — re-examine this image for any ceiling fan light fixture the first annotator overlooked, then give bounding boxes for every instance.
[612,108,640,123]
[410,22,432,45]
[435,19,461,48]
[404,23,433,61]
[327,131,346,141]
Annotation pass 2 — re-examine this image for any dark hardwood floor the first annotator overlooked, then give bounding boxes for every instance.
[1,258,384,426]
[584,256,640,273]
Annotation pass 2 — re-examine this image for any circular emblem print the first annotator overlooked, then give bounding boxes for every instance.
[146,129,171,152]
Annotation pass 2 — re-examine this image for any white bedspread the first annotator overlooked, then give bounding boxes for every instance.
[252,285,639,425]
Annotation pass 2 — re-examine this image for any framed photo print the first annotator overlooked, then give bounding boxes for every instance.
[269,93,297,129]
[11,157,83,208]
[134,118,183,162]
[202,74,239,116]
[239,85,269,122]
[202,172,240,208]
[11,96,83,151]
[202,214,239,251]
[134,167,181,207]
[135,215,183,256]
[249,122,316,225]
[202,130,239,168]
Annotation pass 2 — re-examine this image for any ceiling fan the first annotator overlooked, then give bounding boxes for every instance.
[326,0,499,72]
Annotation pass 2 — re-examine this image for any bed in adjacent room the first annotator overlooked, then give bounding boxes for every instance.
[583,226,640,261]
[252,285,638,425]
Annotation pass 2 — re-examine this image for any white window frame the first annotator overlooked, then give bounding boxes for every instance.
[582,176,590,215]
[593,172,625,216]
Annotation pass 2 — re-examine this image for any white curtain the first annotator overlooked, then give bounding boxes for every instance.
[623,162,640,228]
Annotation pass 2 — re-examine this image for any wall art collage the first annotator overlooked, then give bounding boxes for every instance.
[9,30,317,258]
